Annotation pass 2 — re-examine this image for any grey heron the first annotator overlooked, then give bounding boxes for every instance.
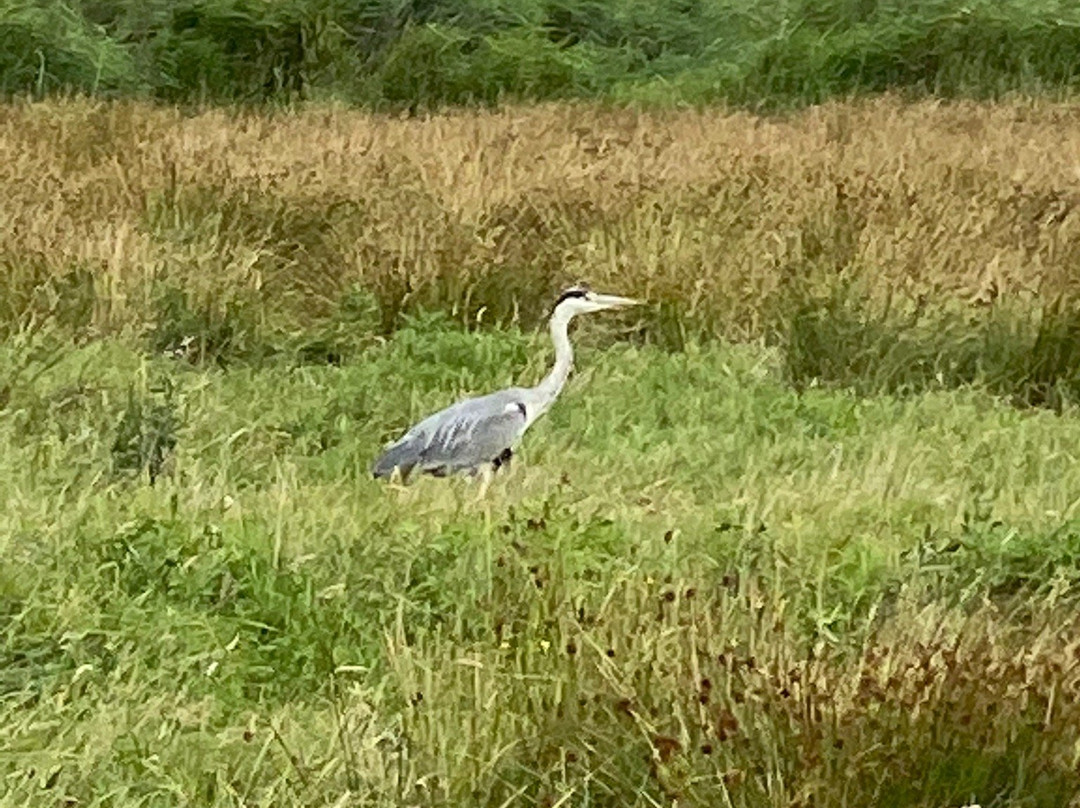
[372,285,640,484]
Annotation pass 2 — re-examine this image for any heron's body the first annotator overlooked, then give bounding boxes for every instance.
[371,387,532,479]
[372,286,637,482]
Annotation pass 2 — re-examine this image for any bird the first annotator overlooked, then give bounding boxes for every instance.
[372,285,640,488]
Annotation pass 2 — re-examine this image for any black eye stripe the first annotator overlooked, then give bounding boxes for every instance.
[554,287,589,307]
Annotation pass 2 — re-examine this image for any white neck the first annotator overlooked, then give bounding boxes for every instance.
[531,309,574,415]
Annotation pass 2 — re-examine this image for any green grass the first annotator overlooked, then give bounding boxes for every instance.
[4,0,1080,108]
[4,316,1080,805]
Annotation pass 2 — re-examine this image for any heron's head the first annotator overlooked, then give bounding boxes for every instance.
[552,284,640,318]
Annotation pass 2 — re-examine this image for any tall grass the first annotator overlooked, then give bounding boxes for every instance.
[3,0,1080,107]
[5,98,1080,403]
[0,1,135,97]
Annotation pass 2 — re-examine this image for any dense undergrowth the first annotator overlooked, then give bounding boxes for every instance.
[3,0,1080,108]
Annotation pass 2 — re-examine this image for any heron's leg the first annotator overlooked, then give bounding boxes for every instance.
[387,465,410,490]
[473,464,494,502]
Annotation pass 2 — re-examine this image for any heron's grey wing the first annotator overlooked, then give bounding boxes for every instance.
[371,432,421,479]
[416,395,528,474]
[372,392,528,479]
[371,405,449,479]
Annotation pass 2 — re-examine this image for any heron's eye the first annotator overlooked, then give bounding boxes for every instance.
[554,287,590,307]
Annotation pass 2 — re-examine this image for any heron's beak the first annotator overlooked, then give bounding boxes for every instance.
[592,293,641,309]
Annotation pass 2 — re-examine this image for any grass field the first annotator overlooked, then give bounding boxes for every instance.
[4,98,1080,806]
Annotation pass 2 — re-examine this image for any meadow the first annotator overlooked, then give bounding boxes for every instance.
[3,98,1080,805]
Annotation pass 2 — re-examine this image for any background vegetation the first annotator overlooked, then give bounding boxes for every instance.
[3,0,1080,108]
[4,97,1080,804]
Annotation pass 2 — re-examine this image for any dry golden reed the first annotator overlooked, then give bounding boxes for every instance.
[2,96,1080,339]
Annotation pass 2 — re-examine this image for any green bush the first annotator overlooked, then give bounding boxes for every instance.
[0,0,136,96]
[374,23,584,106]
[3,0,1080,106]
[731,4,1080,106]
[141,0,309,101]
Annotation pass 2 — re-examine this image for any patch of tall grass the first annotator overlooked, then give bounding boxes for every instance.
[780,285,1080,410]
[3,0,1080,107]
[0,1,135,97]
[5,98,1080,407]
